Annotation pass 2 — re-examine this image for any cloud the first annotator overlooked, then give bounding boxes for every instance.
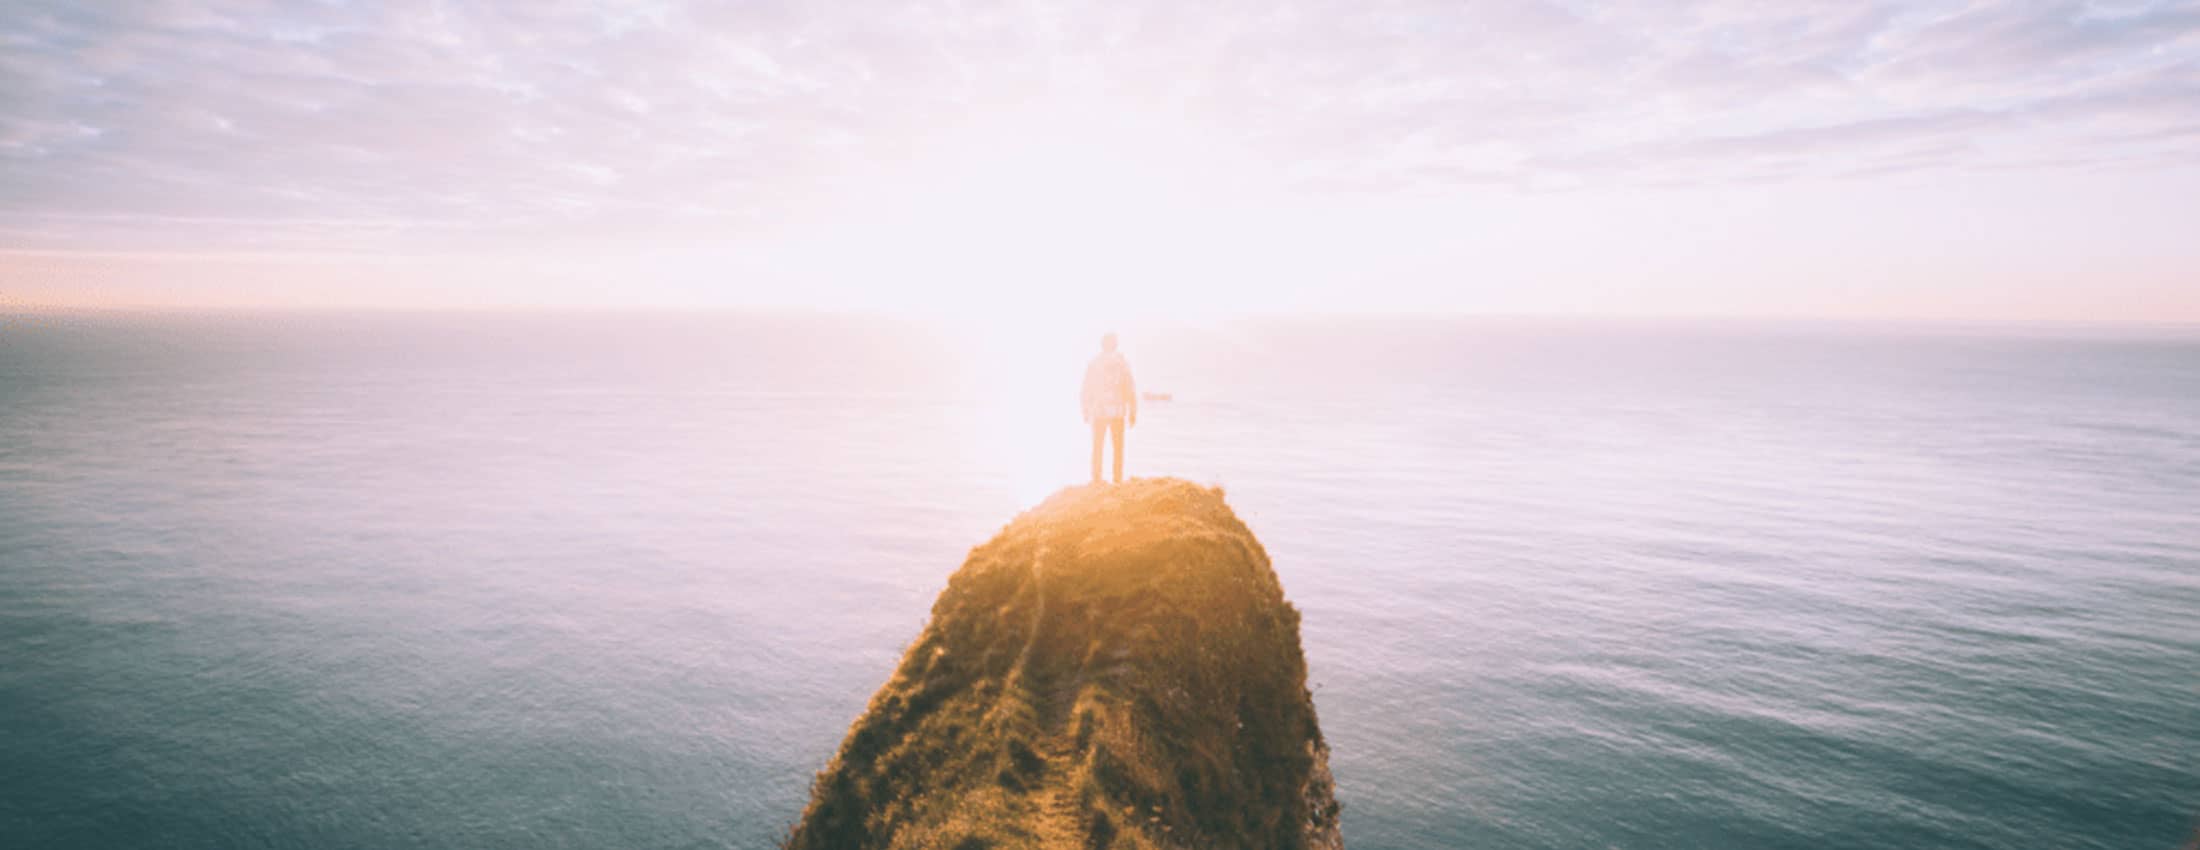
[1,0,2196,251]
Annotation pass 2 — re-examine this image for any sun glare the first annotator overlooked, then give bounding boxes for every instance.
[954,318,1099,504]
[773,102,1273,502]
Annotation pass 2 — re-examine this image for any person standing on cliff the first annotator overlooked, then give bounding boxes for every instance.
[1081,332,1138,484]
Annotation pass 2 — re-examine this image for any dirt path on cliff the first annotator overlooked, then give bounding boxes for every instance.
[1019,544,1088,850]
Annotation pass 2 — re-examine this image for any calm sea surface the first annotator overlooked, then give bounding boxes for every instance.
[1,313,2194,850]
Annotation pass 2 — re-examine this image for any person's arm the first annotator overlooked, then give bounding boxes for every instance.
[1123,362,1138,426]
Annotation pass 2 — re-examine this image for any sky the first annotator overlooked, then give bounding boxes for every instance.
[2,0,2198,321]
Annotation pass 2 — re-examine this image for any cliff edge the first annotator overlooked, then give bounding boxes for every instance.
[786,478,1341,850]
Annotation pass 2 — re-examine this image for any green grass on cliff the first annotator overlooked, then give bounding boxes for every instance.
[785,478,1340,850]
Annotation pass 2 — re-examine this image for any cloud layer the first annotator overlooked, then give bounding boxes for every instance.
[2,0,2196,252]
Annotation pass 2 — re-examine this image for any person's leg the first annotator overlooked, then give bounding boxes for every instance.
[1110,417,1126,483]
[1090,420,1105,483]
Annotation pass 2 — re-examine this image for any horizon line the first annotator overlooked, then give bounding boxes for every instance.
[5,302,2198,334]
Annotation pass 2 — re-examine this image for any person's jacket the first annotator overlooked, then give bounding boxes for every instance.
[1080,351,1137,423]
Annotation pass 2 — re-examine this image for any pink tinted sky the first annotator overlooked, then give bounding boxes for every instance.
[2,0,2197,321]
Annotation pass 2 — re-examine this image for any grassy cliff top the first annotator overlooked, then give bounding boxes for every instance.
[786,478,1340,850]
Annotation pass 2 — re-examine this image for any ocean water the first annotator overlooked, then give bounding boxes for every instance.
[1,312,2194,850]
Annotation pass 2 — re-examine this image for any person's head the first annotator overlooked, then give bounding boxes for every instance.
[1100,332,1118,353]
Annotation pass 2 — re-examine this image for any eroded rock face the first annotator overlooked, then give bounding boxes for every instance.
[787,478,1341,850]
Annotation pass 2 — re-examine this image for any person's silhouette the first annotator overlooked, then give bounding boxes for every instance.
[1080,332,1137,484]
